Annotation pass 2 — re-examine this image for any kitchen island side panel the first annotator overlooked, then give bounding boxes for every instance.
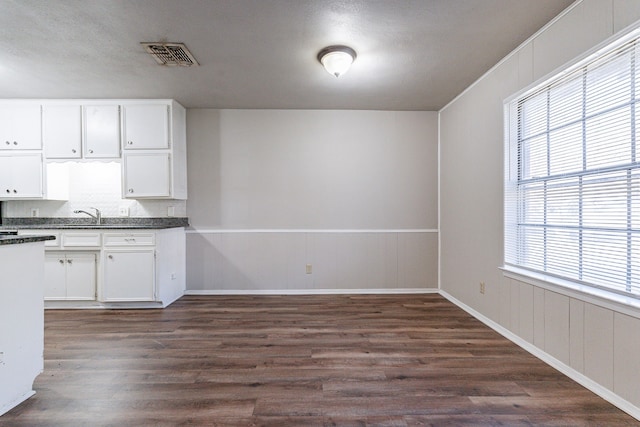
[0,241,45,416]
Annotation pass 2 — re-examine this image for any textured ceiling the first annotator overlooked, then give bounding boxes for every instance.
[0,0,573,110]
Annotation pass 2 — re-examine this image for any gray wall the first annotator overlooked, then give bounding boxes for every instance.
[440,0,640,413]
[186,109,438,292]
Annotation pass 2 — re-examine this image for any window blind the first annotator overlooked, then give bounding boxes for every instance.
[505,33,640,298]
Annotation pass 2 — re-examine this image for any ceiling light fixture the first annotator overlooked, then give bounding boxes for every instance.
[317,45,357,78]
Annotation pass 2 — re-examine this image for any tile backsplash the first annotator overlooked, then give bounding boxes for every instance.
[2,161,186,218]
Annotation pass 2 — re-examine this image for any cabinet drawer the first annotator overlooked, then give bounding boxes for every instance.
[62,232,101,247]
[103,232,155,246]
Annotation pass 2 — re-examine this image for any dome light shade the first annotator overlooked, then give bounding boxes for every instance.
[317,45,357,78]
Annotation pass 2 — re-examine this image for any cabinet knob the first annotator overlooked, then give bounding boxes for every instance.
[5,189,9,194]
[88,149,94,154]
[108,255,113,260]
[12,189,17,193]
[67,259,73,264]
[4,141,9,145]
[12,141,17,145]
[128,188,134,193]
[71,149,77,153]
[59,259,64,264]
[127,141,133,145]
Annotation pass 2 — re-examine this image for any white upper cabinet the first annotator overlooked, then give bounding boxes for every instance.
[43,105,82,159]
[0,153,43,198]
[0,99,187,200]
[122,104,169,149]
[0,105,42,150]
[83,105,121,158]
[123,153,171,198]
[122,101,187,199]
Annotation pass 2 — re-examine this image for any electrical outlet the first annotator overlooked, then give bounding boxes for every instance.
[167,206,176,217]
[118,206,129,217]
[480,282,486,294]
[30,208,39,217]
[306,264,312,274]
[170,273,176,280]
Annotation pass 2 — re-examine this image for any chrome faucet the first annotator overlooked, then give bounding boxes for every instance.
[74,207,101,225]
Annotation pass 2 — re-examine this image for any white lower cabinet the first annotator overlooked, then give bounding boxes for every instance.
[44,252,96,300]
[20,227,185,308]
[44,253,65,299]
[103,250,155,302]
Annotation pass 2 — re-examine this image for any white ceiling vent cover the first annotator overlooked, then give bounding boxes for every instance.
[141,42,199,67]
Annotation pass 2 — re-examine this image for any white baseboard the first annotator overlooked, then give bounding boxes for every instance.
[187,228,438,234]
[44,301,164,310]
[0,390,35,417]
[185,288,438,296]
[439,290,640,422]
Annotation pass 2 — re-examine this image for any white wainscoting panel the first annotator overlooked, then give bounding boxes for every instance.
[569,298,585,373]
[614,312,640,407]
[584,304,615,390]
[544,291,571,365]
[186,230,438,293]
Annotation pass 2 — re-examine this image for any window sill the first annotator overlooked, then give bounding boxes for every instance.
[500,265,640,320]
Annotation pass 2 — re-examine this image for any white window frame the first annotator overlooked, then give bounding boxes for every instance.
[504,24,640,312]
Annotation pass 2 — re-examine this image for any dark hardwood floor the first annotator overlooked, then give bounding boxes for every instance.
[1,294,637,426]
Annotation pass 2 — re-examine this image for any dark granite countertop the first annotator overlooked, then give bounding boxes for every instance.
[0,217,189,230]
[0,234,56,246]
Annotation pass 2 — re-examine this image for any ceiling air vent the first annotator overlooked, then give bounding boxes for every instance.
[141,42,199,67]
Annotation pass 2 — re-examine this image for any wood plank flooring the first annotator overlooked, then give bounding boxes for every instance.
[1,294,637,426]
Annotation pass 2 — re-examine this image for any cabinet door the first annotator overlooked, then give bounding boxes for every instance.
[0,153,43,198]
[0,156,13,195]
[65,253,96,300]
[13,154,43,197]
[122,105,169,149]
[0,105,42,150]
[103,250,155,301]
[123,153,171,198]
[83,105,120,158]
[44,253,67,300]
[43,105,82,159]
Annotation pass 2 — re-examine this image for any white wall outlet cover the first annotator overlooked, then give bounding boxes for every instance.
[118,206,130,217]
[30,208,39,217]
[167,206,176,217]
